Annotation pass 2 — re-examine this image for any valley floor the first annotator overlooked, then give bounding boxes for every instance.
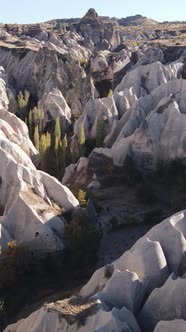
[97,222,156,268]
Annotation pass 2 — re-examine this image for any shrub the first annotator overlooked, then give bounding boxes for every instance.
[104,264,114,279]
[0,241,31,288]
[121,155,142,185]
[77,189,87,207]
[107,89,113,97]
[63,210,100,269]
[143,208,163,224]
[136,181,157,205]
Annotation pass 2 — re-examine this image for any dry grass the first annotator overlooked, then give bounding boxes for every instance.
[113,22,186,47]
[45,296,98,326]
[21,187,63,215]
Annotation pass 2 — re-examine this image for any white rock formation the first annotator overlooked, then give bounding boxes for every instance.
[0,69,79,251]
[38,88,71,130]
[62,157,89,186]
[144,213,186,274]
[115,61,180,98]
[0,39,92,116]
[80,236,169,303]
[5,209,186,331]
[135,47,164,66]
[94,78,186,170]
[4,301,141,332]
[138,273,186,331]
[98,269,143,313]
[154,319,186,332]
[73,96,119,140]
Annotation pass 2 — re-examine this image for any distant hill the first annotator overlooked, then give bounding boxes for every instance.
[118,14,158,26]
[46,11,158,27]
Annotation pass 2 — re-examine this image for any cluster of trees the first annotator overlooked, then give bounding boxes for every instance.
[17,90,70,179]
[32,116,69,179]
[16,89,106,180]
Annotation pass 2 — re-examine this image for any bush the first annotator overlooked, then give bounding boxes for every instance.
[77,189,87,207]
[121,155,142,185]
[136,181,157,205]
[143,208,163,224]
[0,241,31,288]
[155,159,186,189]
[63,210,100,269]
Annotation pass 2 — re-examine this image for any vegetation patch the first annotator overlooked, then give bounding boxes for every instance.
[46,296,98,327]
[63,210,100,269]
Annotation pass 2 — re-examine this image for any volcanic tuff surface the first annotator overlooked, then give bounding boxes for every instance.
[0,68,78,251]
[1,7,186,332]
[5,211,186,331]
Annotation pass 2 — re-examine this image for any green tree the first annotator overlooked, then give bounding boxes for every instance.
[62,134,68,168]
[17,90,30,119]
[78,123,85,157]
[28,110,33,136]
[96,118,106,147]
[54,117,61,141]
[32,106,43,131]
[33,125,40,151]
[39,134,47,168]
[46,132,51,149]
[63,210,100,268]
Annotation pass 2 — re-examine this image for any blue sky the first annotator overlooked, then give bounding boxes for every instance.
[0,0,186,24]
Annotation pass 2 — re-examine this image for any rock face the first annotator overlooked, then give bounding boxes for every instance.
[138,273,186,331]
[154,320,186,332]
[6,210,186,331]
[4,299,141,332]
[89,60,186,171]
[0,40,93,116]
[2,10,186,332]
[74,96,118,139]
[38,88,71,131]
[70,9,121,51]
[0,68,79,251]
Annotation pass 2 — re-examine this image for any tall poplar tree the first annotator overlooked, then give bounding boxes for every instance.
[78,123,85,157]
[33,125,39,151]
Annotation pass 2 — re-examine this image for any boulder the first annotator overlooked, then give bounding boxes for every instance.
[138,274,186,332]
[154,319,186,332]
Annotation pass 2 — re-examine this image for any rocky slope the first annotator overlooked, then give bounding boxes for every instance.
[5,210,186,331]
[0,67,78,251]
[1,7,186,332]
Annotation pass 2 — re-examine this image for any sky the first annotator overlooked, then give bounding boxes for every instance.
[0,0,186,24]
